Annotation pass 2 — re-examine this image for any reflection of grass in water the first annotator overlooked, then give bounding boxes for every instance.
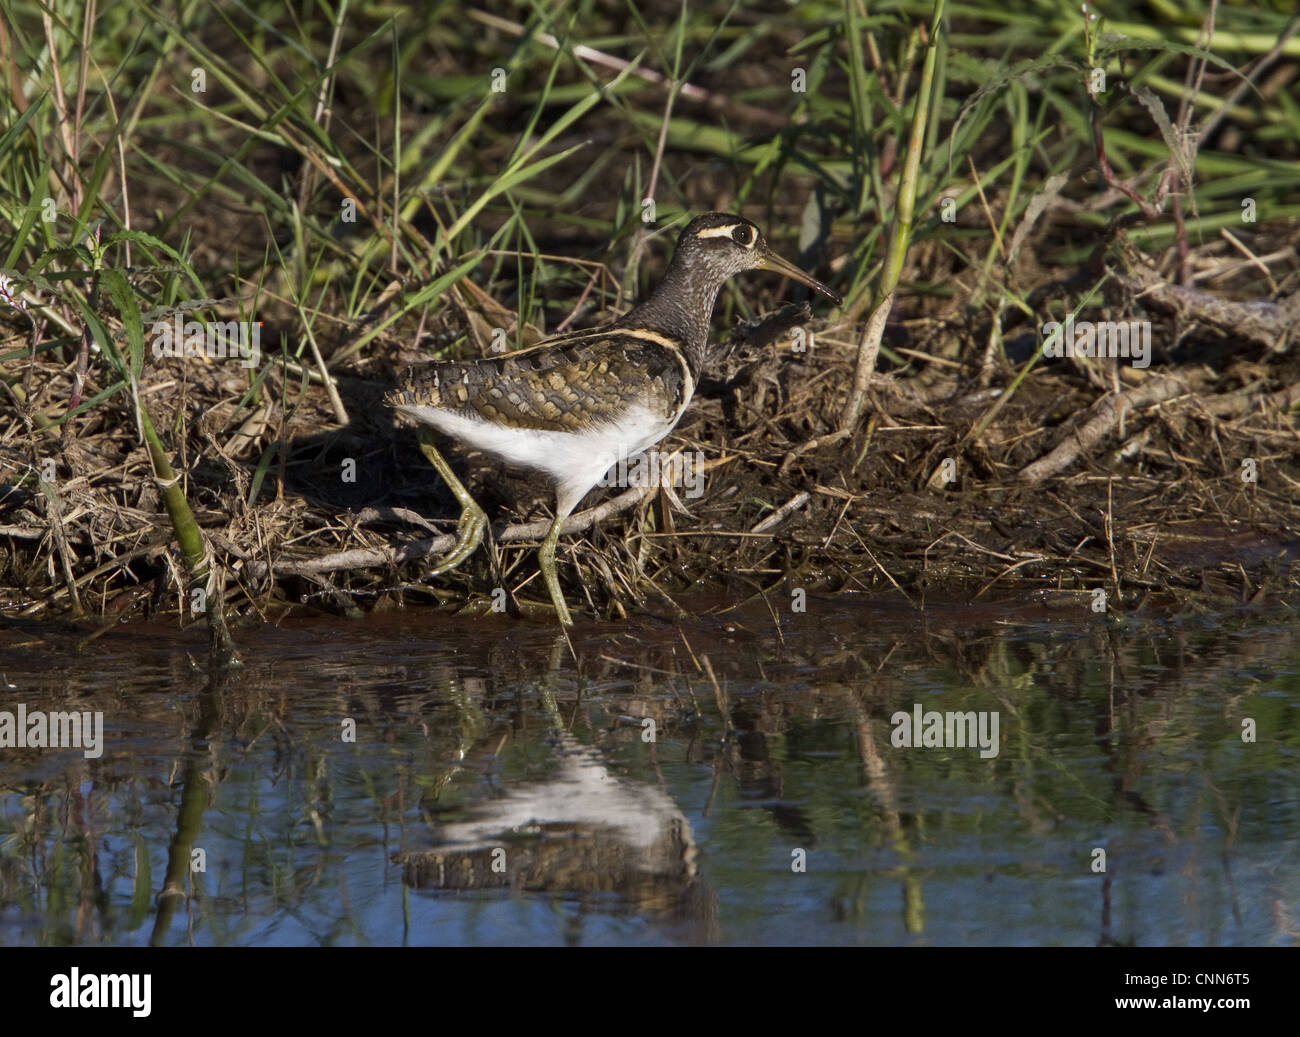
[1,611,1298,942]
[684,621,1300,936]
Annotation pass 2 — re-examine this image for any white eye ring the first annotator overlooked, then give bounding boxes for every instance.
[732,225,753,245]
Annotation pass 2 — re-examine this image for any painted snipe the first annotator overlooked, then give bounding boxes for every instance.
[386,212,840,625]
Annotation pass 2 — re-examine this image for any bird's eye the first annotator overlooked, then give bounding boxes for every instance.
[732,225,753,246]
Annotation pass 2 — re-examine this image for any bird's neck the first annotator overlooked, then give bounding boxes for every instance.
[618,256,726,372]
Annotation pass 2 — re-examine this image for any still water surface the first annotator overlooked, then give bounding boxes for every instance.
[1,599,1296,946]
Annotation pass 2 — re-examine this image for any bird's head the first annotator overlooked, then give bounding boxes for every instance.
[673,212,841,306]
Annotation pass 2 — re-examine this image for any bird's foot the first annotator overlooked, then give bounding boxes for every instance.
[546,582,574,627]
[416,428,489,576]
[427,500,488,576]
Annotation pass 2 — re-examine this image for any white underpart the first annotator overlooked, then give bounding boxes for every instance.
[396,401,680,517]
[426,733,696,874]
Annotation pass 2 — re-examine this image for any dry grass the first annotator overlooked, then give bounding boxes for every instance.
[6,222,1300,627]
[2,1,1299,633]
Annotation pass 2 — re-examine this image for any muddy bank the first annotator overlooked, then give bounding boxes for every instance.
[5,251,1299,631]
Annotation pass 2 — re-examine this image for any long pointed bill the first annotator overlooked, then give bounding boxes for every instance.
[760,249,842,307]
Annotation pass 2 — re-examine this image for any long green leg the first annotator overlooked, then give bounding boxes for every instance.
[536,513,574,626]
[416,426,488,576]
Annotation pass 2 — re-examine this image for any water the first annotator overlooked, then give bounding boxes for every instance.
[1,598,1296,946]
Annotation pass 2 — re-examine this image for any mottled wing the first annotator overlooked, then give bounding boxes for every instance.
[388,332,690,432]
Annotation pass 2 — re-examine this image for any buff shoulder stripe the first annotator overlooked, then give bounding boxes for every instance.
[616,327,681,349]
